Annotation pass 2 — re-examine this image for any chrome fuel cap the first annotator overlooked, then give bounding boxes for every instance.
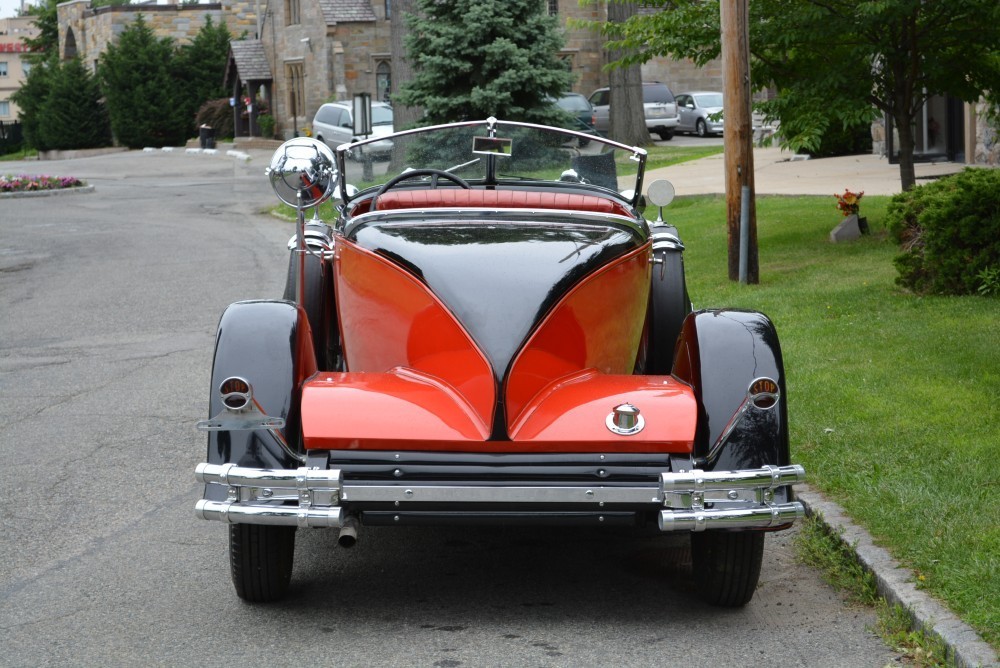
[606,403,644,435]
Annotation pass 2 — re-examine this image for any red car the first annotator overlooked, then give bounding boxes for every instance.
[194,118,804,606]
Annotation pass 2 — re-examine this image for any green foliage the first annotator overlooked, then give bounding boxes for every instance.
[887,168,1000,295]
[37,58,111,150]
[10,57,54,151]
[795,516,878,604]
[671,193,999,647]
[98,15,190,148]
[607,0,1000,185]
[395,0,575,125]
[257,114,275,139]
[977,266,1000,297]
[195,98,235,139]
[175,17,233,135]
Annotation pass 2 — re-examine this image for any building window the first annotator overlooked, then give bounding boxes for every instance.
[385,0,390,20]
[285,0,300,25]
[286,61,306,123]
[376,61,391,103]
[548,0,558,15]
[0,62,8,77]
[22,61,31,76]
[0,100,10,118]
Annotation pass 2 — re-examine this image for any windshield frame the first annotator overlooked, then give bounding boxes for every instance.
[335,117,648,209]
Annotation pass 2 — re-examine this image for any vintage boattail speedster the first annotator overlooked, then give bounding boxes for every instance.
[194,118,805,604]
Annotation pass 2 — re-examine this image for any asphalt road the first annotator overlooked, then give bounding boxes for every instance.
[0,148,897,667]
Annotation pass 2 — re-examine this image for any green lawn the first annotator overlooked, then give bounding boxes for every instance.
[664,194,999,649]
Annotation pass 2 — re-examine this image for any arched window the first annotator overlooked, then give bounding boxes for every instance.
[376,61,391,103]
[64,28,78,60]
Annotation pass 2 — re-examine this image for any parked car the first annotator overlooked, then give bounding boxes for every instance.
[195,120,805,607]
[555,92,598,134]
[588,82,680,140]
[676,91,724,137]
[312,100,394,159]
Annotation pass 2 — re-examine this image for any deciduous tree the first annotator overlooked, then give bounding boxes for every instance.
[609,0,1000,190]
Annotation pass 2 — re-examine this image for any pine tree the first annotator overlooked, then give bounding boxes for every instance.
[99,15,189,148]
[394,0,574,125]
[38,58,111,150]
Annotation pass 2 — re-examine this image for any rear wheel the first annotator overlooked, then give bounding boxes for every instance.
[691,530,765,606]
[229,524,296,602]
[657,129,674,141]
[696,119,708,137]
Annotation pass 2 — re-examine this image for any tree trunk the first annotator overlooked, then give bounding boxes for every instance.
[720,0,758,283]
[607,1,651,146]
[893,109,917,191]
[388,0,421,171]
[390,0,421,132]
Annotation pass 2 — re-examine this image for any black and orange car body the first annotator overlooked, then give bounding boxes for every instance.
[195,118,804,605]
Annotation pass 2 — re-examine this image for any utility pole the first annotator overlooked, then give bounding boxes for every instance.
[720,0,758,283]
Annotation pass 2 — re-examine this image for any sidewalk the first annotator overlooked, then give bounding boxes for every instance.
[645,145,967,196]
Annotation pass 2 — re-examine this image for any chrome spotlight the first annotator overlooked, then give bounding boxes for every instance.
[266,137,337,208]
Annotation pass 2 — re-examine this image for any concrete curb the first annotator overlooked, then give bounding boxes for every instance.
[0,185,95,199]
[796,485,998,668]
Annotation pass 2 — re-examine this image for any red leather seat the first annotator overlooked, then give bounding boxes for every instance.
[373,189,632,217]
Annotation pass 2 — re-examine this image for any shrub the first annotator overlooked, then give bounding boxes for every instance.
[195,99,235,140]
[887,168,1000,295]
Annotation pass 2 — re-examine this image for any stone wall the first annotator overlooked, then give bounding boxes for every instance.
[974,100,999,166]
[642,56,724,96]
[58,0,253,69]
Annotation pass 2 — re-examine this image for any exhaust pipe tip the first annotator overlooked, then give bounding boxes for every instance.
[338,515,359,548]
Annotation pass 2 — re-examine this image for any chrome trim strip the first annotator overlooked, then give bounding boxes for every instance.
[340,484,662,505]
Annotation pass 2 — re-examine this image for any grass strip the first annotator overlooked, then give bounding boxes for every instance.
[797,516,951,667]
[670,194,998,649]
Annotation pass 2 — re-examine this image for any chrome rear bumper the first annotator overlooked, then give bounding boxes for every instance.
[195,462,805,531]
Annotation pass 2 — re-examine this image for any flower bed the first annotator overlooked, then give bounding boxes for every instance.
[1,174,85,193]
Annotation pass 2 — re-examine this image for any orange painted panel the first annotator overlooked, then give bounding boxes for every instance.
[509,370,695,452]
[505,244,651,426]
[334,239,495,429]
[301,370,490,449]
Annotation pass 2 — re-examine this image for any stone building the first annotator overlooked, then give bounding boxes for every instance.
[0,15,38,123]
[56,0,256,71]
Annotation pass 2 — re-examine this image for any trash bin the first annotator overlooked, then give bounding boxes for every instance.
[199,124,216,149]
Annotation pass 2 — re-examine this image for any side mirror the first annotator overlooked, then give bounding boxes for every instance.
[646,179,676,224]
[266,137,338,208]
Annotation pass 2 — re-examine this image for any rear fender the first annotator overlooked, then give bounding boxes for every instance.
[671,310,791,499]
[202,300,317,501]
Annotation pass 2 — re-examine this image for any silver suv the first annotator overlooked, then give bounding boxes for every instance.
[312,101,394,159]
[588,82,680,140]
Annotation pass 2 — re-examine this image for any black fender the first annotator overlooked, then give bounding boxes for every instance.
[672,309,791,500]
[646,224,691,374]
[202,300,317,501]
